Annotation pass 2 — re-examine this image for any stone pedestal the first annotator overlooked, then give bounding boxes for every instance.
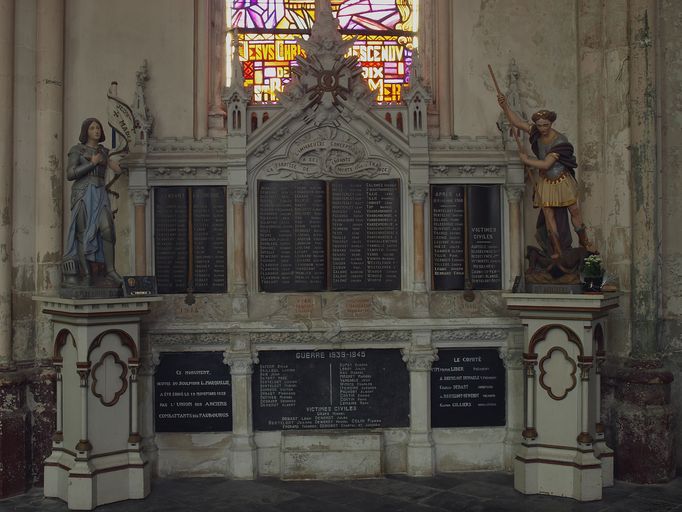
[504,293,619,501]
[34,296,161,511]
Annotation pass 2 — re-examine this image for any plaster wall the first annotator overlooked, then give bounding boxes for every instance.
[62,0,195,278]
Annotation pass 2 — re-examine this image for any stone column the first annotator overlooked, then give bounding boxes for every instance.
[521,354,538,440]
[436,0,452,139]
[194,0,209,139]
[500,341,524,470]
[35,0,64,296]
[224,337,257,479]
[208,0,227,135]
[577,357,593,445]
[130,189,149,275]
[75,363,92,454]
[628,0,659,355]
[402,331,437,476]
[230,187,248,317]
[505,185,524,282]
[411,186,427,292]
[0,0,14,368]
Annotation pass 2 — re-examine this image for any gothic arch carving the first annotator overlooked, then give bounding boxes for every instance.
[528,324,584,357]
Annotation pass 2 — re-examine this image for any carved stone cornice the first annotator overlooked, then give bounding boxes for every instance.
[431,329,508,343]
[150,166,226,180]
[430,164,504,179]
[429,136,503,152]
[147,137,227,153]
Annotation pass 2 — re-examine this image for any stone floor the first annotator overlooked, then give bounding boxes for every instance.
[2,472,682,512]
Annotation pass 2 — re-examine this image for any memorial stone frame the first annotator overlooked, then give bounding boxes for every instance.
[124,0,529,481]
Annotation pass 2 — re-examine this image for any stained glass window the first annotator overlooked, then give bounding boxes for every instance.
[227,0,417,103]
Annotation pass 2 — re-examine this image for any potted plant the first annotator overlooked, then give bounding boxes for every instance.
[581,254,604,292]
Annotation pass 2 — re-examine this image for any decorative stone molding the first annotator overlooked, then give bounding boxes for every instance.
[229,187,248,204]
[499,346,522,369]
[147,137,227,153]
[429,164,504,179]
[129,188,149,205]
[401,346,438,371]
[429,136,502,151]
[538,346,577,401]
[431,329,507,343]
[146,332,231,346]
[91,351,128,407]
[504,185,524,203]
[260,127,393,180]
[150,166,226,179]
[410,185,428,203]
[223,352,257,376]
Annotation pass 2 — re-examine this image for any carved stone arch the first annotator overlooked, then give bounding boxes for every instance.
[528,324,584,357]
[249,125,408,183]
[87,329,138,364]
[53,328,75,363]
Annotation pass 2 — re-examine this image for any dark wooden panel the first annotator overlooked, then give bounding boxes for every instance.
[330,179,401,291]
[431,184,466,290]
[192,187,227,293]
[258,180,327,292]
[468,185,502,290]
[431,348,506,428]
[253,349,409,430]
[154,187,189,294]
[154,352,232,432]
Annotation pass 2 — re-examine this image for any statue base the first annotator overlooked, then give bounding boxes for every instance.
[34,296,161,510]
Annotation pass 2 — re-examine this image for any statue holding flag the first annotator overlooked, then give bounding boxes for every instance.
[61,81,138,295]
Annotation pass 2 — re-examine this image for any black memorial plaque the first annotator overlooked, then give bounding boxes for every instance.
[154,187,189,294]
[431,184,466,290]
[253,349,409,430]
[330,179,401,291]
[154,352,232,432]
[431,348,506,428]
[468,185,502,290]
[258,180,326,292]
[192,187,227,293]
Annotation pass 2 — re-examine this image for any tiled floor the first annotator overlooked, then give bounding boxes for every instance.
[2,472,682,511]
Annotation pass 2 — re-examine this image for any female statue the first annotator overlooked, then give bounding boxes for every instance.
[63,118,122,286]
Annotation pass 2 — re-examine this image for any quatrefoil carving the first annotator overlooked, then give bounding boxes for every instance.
[539,346,577,400]
[91,351,128,407]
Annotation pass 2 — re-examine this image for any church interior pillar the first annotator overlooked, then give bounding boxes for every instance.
[436,0,452,139]
[0,0,14,366]
[35,0,64,296]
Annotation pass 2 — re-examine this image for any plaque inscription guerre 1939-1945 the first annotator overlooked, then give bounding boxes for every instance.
[154,352,232,432]
[430,348,506,428]
[253,349,409,430]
